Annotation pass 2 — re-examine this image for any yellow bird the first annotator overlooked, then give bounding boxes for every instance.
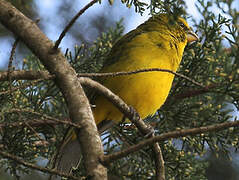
[56,13,198,173]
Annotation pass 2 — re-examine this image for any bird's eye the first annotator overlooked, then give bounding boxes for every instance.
[178,22,186,29]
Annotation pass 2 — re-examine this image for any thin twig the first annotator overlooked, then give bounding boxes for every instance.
[0,79,44,95]
[103,120,239,164]
[24,122,49,147]
[172,84,216,100]
[0,108,82,129]
[25,122,45,141]
[7,38,19,105]
[53,0,99,50]
[7,38,19,79]
[78,68,205,88]
[0,68,204,88]
[0,119,68,129]
[0,151,81,180]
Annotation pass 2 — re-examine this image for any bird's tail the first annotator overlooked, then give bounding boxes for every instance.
[50,120,115,175]
[50,127,82,176]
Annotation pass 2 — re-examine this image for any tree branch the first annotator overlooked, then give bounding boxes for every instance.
[77,68,205,88]
[0,1,106,179]
[171,84,216,100]
[0,68,204,179]
[103,120,239,164]
[153,135,165,180]
[0,70,52,81]
[79,77,165,179]
[7,37,19,103]
[0,108,82,129]
[0,68,204,88]
[7,37,19,80]
[0,151,81,180]
[79,77,152,134]
[53,0,99,50]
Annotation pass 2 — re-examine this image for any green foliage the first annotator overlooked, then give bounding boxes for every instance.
[121,0,186,16]
[68,19,124,74]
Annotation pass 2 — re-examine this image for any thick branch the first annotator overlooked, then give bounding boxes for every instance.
[79,78,165,179]
[0,69,207,179]
[0,1,106,179]
[153,136,165,180]
[79,77,152,134]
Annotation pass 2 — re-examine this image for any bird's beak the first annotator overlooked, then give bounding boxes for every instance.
[187,28,199,43]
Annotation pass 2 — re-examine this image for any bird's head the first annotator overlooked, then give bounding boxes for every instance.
[176,17,199,43]
[145,14,199,44]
